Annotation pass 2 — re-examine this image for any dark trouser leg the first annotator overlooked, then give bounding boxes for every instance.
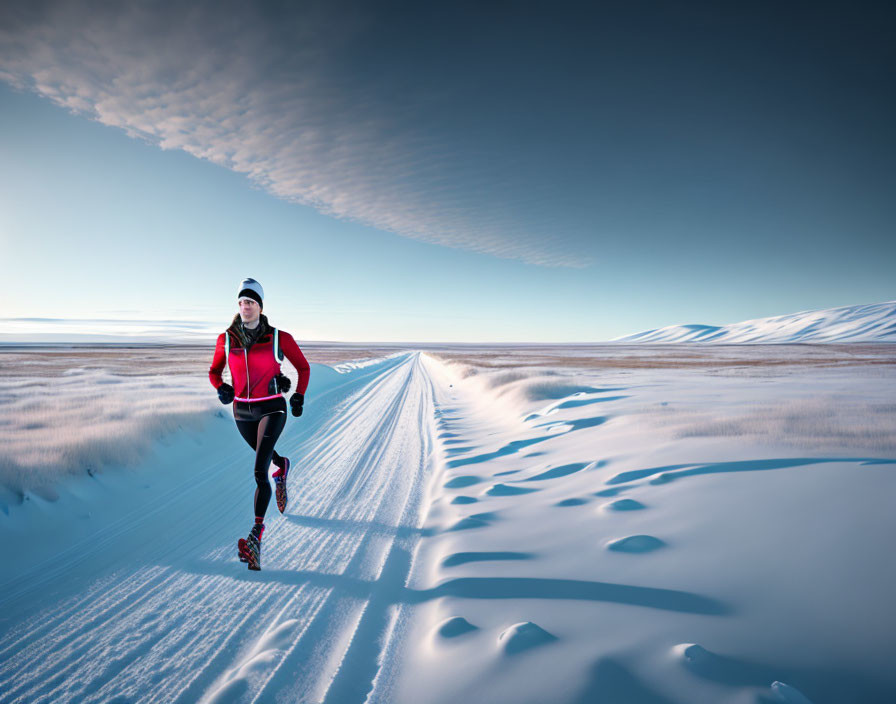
[234,418,263,515]
[234,418,259,451]
[235,421,282,466]
[251,412,287,518]
[235,411,286,519]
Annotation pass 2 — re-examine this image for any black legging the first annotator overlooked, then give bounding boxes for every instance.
[233,397,287,519]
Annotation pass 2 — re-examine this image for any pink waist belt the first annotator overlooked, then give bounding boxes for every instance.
[234,393,283,403]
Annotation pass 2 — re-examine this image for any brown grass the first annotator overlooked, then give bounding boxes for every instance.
[425,344,896,370]
[1,342,892,377]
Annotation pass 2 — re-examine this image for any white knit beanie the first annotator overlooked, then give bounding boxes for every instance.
[237,278,264,309]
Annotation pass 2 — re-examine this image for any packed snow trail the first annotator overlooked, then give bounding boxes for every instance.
[0,351,440,704]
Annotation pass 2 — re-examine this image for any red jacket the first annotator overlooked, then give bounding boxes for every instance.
[209,328,311,402]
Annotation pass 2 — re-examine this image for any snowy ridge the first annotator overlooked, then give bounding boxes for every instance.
[613,300,896,343]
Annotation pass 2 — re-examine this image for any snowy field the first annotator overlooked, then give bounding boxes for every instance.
[1,343,894,703]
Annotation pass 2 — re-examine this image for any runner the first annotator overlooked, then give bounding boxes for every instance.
[208,277,311,570]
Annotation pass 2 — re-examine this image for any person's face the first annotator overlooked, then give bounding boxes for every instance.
[238,297,260,323]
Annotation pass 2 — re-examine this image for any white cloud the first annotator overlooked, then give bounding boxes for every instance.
[0,317,218,343]
[0,1,592,268]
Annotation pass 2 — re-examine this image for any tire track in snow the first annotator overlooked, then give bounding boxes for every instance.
[320,366,435,704]
[225,352,437,704]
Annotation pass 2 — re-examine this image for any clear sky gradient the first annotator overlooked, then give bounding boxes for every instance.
[1,1,894,343]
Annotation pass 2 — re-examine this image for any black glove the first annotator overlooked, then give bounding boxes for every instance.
[268,373,292,395]
[217,383,235,404]
[290,392,304,417]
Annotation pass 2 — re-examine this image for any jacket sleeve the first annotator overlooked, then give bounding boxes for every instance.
[280,331,311,395]
[209,332,227,390]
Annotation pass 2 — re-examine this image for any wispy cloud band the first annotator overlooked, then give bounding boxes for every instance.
[0,1,592,267]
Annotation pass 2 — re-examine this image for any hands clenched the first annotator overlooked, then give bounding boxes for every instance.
[217,383,235,404]
[290,392,304,417]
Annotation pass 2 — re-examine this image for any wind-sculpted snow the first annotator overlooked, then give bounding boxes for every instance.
[614,299,896,343]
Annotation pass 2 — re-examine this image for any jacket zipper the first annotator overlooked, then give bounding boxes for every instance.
[245,345,251,407]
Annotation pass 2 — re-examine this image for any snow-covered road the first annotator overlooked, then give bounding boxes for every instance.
[1,351,444,704]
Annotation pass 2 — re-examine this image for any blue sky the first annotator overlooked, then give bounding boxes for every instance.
[1,1,894,343]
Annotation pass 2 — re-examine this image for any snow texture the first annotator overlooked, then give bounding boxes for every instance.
[2,345,895,704]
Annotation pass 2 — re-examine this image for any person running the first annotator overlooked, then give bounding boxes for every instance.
[208,278,311,570]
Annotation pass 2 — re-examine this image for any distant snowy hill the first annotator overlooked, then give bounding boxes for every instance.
[614,300,896,344]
